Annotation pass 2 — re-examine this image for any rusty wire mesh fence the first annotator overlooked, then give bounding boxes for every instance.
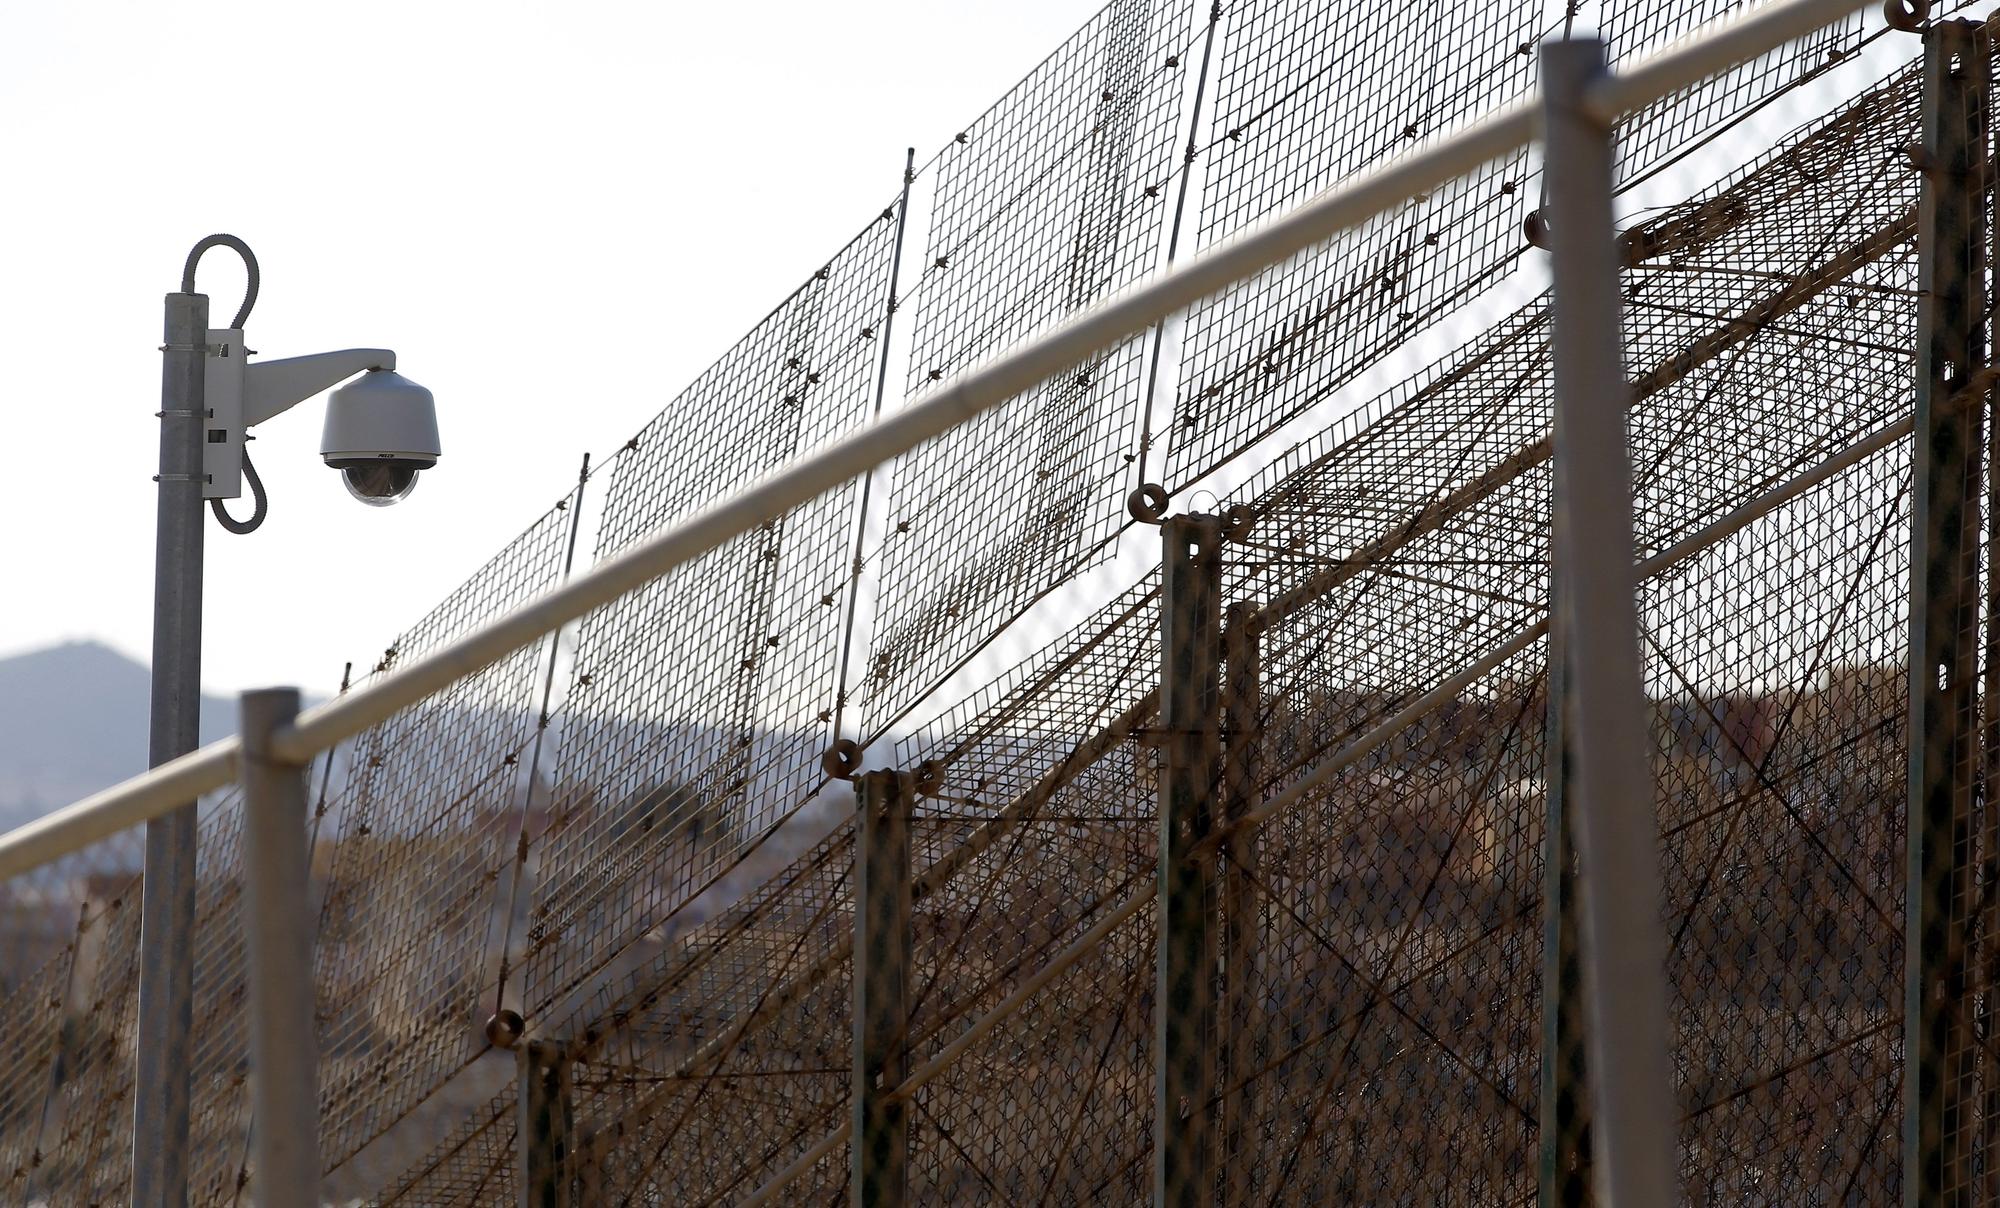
[2,0,1996,1203]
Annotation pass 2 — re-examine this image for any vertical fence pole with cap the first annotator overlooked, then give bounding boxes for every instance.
[1155,514,1223,1208]
[1541,36,1679,1207]
[134,288,209,1208]
[1218,600,1260,1208]
[1905,19,1990,1203]
[519,1040,575,1207]
[853,769,912,1206]
[238,687,322,1207]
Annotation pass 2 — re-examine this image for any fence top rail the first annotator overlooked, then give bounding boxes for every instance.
[0,0,1875,884]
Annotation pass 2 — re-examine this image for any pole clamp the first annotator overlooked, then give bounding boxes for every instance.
[153,473,210,483]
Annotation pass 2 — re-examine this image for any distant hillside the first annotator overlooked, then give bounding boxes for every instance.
[0,641,236,831]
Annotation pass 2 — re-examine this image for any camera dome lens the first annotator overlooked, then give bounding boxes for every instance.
[340,462,420,507]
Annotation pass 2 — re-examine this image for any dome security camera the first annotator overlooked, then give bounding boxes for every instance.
[212,343,442,513]
[320,370,441,507]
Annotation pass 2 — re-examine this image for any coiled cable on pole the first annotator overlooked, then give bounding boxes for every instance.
[211,445,269,534]
[181,233,259,328]
[184,234,270,533]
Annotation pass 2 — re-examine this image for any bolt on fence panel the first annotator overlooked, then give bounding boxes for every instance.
[858,0,1195,736]
[527,216,896,1022]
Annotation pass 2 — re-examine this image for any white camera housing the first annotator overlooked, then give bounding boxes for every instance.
[321,371,441,506]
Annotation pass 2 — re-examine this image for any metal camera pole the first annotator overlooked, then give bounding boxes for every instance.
[134,276,215,1207]
[136,234,261,1207]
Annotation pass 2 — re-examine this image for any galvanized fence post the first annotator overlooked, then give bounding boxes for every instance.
[853,769,913,1207]
[1219,600,1261,1208]
[1155,514,1223,1208]
[1905,20,1990,1204]
[135,288,208,1208]
[238,687,323,1207]
[519,1040,575,1208]
[1541,36,1679,1207]
[1537,620,1590,1206]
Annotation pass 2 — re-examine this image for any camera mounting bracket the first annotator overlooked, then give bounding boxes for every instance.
[202,340,397,499]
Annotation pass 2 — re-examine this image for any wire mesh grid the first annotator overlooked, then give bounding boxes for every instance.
[559,821,861,1201]
[0,815,147,1200]
[525,213,895,1024]
[466,33,1950,1201]
[905,890,1157,1204]
[1647,445,1911,1197]
[1217,640,1550,1203]
[372,1087,518,1206]
[1161,0,1542,492]
[857,0,1195,735]
[1612,49,1925,1192]
[307,497,577,1175]
[1605,0,1868,189]
[0,828,150,1204]
[894,578,1161,811]
[13,830,155,1205]
[0,785,293,1205]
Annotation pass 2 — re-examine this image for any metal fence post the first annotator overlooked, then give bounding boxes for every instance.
[238,687,322,1207]
[853,769,913,1207]
[1155,514,1223,1208]
[1537,621,1590,1206]
[519,1040,575,1208]
[135,289,208,1208]
[1905,20,1991,1204]
[1541,37,1679,1207]
[1218,600,1261,1208]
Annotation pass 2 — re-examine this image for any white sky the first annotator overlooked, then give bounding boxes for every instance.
[1,0,1105,698]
